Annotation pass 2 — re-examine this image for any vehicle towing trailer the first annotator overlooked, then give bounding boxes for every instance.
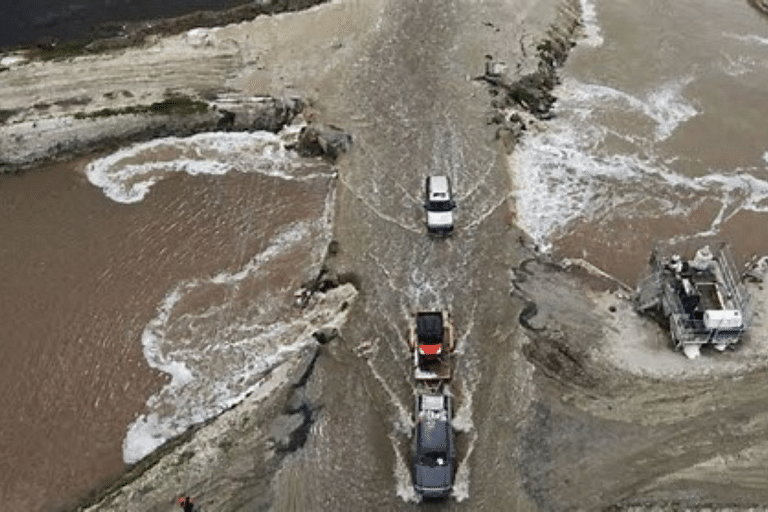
[408,310,457,498]
[409,310,456,384]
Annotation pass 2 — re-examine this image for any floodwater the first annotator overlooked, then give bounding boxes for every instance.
[515,0,768,285]
[4,0,768,510]
[0,129,337,510]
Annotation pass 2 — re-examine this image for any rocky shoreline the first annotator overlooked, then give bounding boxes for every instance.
[748,0,768,16]
[480,1,581,153]
[72,282,358,512]
[0,94,303,173]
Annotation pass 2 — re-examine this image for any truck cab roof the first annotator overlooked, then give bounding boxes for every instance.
[416,313,443,346]
[427,176,451,202]
[425,176,455,234]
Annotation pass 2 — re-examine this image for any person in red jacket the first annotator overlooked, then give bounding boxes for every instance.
[177,496,194,512]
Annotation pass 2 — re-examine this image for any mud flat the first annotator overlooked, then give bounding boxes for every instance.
[0,0,364,173]
[0,36,305,172]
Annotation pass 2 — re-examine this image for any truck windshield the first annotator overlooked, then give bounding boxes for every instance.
[428,200,453,212]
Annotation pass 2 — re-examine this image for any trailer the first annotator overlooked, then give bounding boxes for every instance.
[408,310,456,385]
[636,243,752,358]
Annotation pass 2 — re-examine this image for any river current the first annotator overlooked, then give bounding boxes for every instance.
[0,127,337,510]
[517,0,768,284]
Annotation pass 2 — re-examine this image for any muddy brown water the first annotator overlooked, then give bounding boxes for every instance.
[1,160,161,511]
[0,155,331,510]
[532,0,768,285]
[5,0,768,510]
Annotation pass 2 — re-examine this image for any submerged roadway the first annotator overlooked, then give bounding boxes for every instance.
[271,1,768,510]
[271,0,581,509]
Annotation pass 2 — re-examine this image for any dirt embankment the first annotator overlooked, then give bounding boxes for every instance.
[0,0,337,174]
[748,0,768,16]
[0,94,307,173]
[510,241,768,511]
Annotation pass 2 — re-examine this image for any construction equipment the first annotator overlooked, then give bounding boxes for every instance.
[636,243,752,358]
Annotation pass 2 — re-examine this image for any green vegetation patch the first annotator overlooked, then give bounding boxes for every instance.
[148,97,209,115]
[74,96,209,120]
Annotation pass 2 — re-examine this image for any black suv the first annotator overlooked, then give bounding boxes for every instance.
[413,393,455,499]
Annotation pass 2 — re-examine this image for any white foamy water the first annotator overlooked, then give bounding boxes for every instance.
[355,315,419,503]
[578,0,604,48]
[393,426,420,504]
[451,375,476,503]
[451,303,479,502]
[719,33,768,76]
[724,32,768,47]
[511,74,768,249]
[123,218,337,463]
[86,125,323,203]
[507,0,768,255]
[556,77,697,142]
[120,143,339,463]
[720,53,759,77]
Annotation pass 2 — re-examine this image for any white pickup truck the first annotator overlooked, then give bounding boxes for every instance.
[424,176,455,234]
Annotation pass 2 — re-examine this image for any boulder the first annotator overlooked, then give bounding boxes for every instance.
[294,124,352,160]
